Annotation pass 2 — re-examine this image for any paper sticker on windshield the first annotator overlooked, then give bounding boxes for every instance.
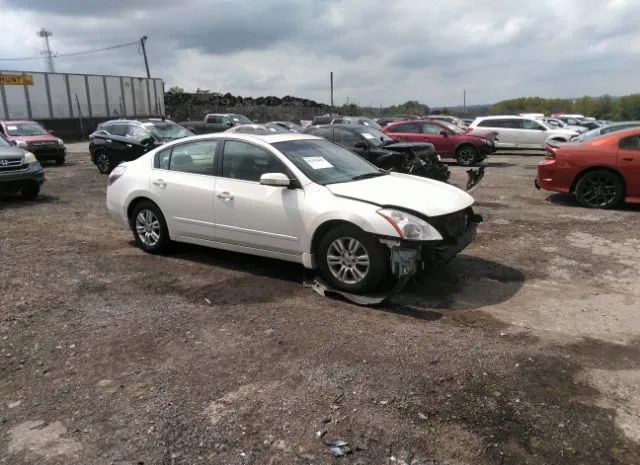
[303,156,334,170]
[361,133,375,140]
[7,126,17,131]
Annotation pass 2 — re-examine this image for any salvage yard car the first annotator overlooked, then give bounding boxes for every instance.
[180,113,253,134]
[383,119,496,166]
[470,116,578,149]
[106,133,481,294]
[536,127,640,209]
[304,124,451,183]
[89,118,193,173]
[0,134,44,199]
[0,119,66,165]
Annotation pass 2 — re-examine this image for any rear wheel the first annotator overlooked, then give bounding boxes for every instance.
[317,224,388,293]
[456,145,478,166]
[21,181,40,199]
[130,201,171,254]
[95,151,112,174]
[574,170,623,209]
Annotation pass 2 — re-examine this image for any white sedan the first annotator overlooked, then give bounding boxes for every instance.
[106,133,481,293]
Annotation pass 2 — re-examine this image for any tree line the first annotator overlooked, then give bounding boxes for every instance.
[491,95,640,121]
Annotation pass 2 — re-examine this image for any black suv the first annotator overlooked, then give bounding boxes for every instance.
[0,135,45,199]
[89,119,193,173]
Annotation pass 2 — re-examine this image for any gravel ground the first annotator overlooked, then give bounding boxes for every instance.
[1,145,639,465]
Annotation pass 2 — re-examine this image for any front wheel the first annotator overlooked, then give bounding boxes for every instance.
[574,170,623,209]
[130,201,171,254]
[317,224,389,293]
[456,145,478,166]
[95,151,112,174]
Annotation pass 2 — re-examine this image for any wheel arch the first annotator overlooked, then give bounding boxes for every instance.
[570,166,626,194]
[455,142,477,154]
[126,196,162,227]
[310,219,364,257]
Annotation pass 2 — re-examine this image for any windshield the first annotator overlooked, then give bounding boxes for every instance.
[4,122,48,136]
[0,135,11,148]
[354,126,395,146]
[143,121,193,140]
[578,128,603,142]
[273,139,384,185]
[231,114,253,124]
[358,118,382,130]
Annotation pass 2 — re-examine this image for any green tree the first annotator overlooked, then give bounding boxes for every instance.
[167,85,184,93]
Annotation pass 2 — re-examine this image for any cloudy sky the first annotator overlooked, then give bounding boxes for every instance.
[0,0,638,107]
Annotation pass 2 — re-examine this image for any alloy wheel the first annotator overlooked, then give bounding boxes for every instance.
[96,153,110,173]
[135,209,161,247]
[326,237,371,285]
[457,147,476,165]
[578,175,618,207]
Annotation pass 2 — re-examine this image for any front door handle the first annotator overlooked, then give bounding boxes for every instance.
[152,179,167,188]
[216,191,233,201]
[622,157,634,161]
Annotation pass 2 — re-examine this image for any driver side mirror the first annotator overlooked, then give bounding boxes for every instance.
[225,121,234,127]
[440,130,449,137]
[47,130,56,136]
[260,172,291,187]
[354,141,368,151]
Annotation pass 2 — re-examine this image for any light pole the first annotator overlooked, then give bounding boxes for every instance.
[37,28,55,72]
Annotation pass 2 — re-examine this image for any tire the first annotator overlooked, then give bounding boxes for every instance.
[574,170,624,209]
[55,157,65,166]
[456,145,478,166]
[95,151,112,174]
[130,201,171,254]
[21,181,40,199]
[317,224,389,293]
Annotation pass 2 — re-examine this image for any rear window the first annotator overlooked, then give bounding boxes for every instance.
[389,123,421,133]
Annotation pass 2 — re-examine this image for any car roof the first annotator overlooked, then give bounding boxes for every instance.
[169,132,322,145]
[475,115,527,120]
[1,119,37,124]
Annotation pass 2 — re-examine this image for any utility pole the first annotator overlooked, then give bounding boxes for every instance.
[463,89,467,114]
[140,35,150,78]
[330,72,334,110]
[37,29,55,73]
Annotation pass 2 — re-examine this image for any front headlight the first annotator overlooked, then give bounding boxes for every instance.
[16,140,28,149]
[57,138,64,145]
[377,208,443,241]
[23,152,37,164]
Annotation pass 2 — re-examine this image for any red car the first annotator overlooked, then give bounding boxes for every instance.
[536,127,640,209]
[0,120,66,165]
[383,119,496,166]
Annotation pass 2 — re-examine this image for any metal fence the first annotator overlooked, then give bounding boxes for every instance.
[0,70,164,121]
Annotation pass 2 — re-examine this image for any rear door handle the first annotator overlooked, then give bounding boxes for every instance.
[216,191,233,201]
[622,157,634,161]
[152,179,167,188]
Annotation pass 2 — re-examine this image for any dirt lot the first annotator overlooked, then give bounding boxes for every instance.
[1,145,639,465]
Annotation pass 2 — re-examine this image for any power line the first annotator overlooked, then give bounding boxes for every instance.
[0,39,140,61]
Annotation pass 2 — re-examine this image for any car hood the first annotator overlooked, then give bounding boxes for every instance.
[0,145,26,158]
[8,134,58,143]
[326,172,474,217]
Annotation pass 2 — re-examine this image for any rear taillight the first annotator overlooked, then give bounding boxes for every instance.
[108,165,126,185]
[545,149,556,160]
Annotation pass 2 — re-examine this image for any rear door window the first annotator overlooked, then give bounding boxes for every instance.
[389,123,422,133]
[169,140,218,175]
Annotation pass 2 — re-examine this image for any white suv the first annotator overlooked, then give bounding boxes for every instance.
[470,116,578,149]
[106,133,481,294]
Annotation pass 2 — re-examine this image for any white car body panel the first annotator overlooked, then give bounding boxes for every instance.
[469,116,578,149]
[106,133,476,270]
